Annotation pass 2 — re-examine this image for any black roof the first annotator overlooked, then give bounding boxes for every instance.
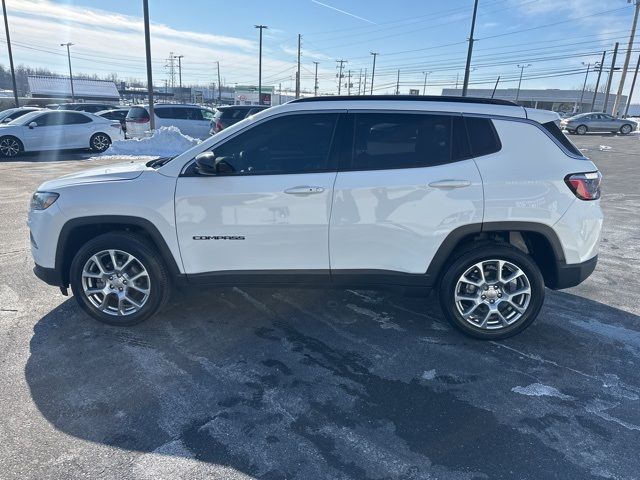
[290,95,518,107]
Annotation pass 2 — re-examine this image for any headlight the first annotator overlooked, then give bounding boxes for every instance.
[30,191,59,211]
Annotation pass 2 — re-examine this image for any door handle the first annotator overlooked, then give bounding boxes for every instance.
[284,185,325,195]
[428,179,471,189]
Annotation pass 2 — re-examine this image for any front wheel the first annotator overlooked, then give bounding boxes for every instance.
[90,132,111,152]
[439,245,545,340]
[620,124,633,135]
[0,136,23,158]
[70,232,170,326]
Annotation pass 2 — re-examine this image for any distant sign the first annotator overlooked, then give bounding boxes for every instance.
[409,89,420,95]
[194,91,203,103]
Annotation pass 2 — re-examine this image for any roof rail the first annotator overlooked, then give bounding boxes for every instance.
[289,95,518,107]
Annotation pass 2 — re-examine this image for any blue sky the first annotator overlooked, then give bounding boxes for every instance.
[1,0,638,95]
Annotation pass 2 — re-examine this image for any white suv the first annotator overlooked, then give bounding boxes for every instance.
[125,104,215,139]
[28,96,603,339]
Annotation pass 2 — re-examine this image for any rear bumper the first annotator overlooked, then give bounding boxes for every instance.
[33,264,65,288]
[550,255,598,290]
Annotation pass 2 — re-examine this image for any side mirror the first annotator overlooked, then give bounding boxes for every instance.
[195,152,236,176]
[28,122,37,129]
[2,118,11,123]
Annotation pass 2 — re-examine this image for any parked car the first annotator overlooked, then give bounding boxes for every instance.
[210,105,270,134]
[28,95,602,340]
[0,110,123,157]
[0,106,43,124]
[95,108,130,134]
[55,103,117,113]
[125,104,215,140]
[561,112,637,135]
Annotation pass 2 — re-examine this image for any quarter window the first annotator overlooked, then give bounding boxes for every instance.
[349,113,467,170]
[464,116,502,157]
[209,113,338,175]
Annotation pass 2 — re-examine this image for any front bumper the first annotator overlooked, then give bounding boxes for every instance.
[550,255,598,290]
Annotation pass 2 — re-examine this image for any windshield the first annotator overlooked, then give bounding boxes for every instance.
[6,111,43,126]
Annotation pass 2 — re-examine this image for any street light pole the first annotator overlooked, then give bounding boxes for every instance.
[216,61,222,103]
[60,42,75,101]
[422,71,431,95]
[142,0,154,129]
[612,0,639,116]
[175,54,184,102]
[369,52,378,95]
[2,0,18,107]
[515,64,531,103]
[255,25,267,105]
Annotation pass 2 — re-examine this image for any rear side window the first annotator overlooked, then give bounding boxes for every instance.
[542,121,582,156]
[63,113,92,124]
[126,107,149,120]
[464,116,501,157]
[349,113,467,171]
[220,108,248,120]
[155,107,175,119]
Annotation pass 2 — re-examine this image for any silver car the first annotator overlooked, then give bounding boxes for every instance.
[561,112,637,135]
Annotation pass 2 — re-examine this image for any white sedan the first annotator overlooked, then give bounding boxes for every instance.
[0,110,124,158]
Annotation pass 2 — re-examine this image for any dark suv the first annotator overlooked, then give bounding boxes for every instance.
[56,103,116,113]
[210,105,270,134]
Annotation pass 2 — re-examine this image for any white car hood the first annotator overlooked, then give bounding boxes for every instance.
[39,161,148,190]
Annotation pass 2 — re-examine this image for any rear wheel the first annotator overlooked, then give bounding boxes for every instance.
[70,232,170,326]
[439,244,545,340]
[0,136,23,158]
[575,125,588,135]
[90,132,111,152]
[620,124,633,135]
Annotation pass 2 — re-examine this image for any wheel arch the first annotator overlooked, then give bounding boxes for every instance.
[55,215,182,287]
[427,222,565,288]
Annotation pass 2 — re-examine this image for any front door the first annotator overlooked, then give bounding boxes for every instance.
[21,112,67,151]
[329,112,484,280]
[175,111,343,276]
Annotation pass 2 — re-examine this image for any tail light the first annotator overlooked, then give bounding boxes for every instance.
[565,171,602,200]
[215,120,223,132]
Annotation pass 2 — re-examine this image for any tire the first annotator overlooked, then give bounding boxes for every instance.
[0,136,23,158]
[438,243,545,340]
[620,124,633,135]
[575,125,588,135]
[70,232,170,326]
[90,132,111,153]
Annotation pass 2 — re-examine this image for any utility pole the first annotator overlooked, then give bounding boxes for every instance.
[295,33,301,98]
[455,72,459,90]
[396,69,400,95]
[313,61,319,96]
[60,42,75,101]
[613,0,639,116]
[142,0,155,129]
[422,71,431,95]
[363,68,367,95]
[579,62,591,111]
[255,24,267,104]
[591,51,606,111]
[603,42,619,113]
[2,0,18,107]
[515,64,531,102]
[370,52,378,95]
[357,68,362,95]
[491,76,500,98]
[336,59,346,95]
[462,0,479,96]
[176,54,184,102]
[278,82,282,105]
[216,61,222,103]
[624,53,640,117]
[347,70,352,95]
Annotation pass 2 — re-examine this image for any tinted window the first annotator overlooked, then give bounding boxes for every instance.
[155,107,175,119]
[34,112,66,126]
[126,107,149,120]
[542,121,582,156]
[210,113,338,175]
[63,112,92,124]
[201,109,215,120]
[220,108,249,120]
[350,113,464,170]
[464,117,501,157]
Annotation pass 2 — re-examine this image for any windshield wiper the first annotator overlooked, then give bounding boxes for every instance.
[147,156,174,169]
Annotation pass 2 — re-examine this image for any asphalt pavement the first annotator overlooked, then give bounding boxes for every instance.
[0,134,639,480]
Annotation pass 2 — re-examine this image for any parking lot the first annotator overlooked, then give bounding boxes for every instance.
[0,133,639,479]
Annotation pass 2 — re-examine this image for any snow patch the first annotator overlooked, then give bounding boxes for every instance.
[598,145,612,151]
[512,383,573,399]
[421,369,436,380]
[104,126,201,157]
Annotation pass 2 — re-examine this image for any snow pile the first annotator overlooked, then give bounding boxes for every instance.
[598,145,612,151]
[511,383,573,399]
[628,117,640,134]
[104,126,201,157]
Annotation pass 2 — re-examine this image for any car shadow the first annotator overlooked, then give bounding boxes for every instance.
[25,287,640,479]
[1,149,96,163]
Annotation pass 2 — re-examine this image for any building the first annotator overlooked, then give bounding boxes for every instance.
[234,85,274,106]
[27,75,120,102]
[441,88,628,115]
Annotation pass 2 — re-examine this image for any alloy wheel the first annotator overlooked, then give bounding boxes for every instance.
[81,249,151,316]
[454,259,531,330]
[92,134,110,151]
[0,138,20,157]
[621,124,632,135]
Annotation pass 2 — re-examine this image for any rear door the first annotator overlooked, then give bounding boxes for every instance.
[62,112,94,148]
[175,111,344,275]
[329,112,484,281]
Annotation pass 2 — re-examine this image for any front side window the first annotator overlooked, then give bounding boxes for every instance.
[350,113,463,171]
[208,113,338,175]
[201,109,215,121]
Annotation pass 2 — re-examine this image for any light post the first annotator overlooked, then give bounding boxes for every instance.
[422,71,431,95]
[370,52,378,95]
[60,42,75,101]
[579,62,591,111]
[2,0,18,107]
[515,64,531,103]
[255,25,267,105]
